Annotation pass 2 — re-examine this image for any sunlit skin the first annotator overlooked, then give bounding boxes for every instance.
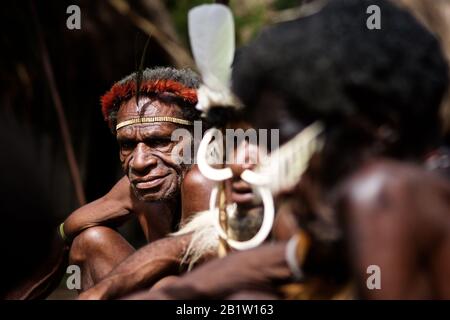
[65,96,210,292]
[116,97,192,202]
[76,123,269,299]
[7,74,218,298]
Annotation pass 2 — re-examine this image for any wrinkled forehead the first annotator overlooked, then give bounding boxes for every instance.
[115,96,184,135]
[117,96,183,122]
[116,96,185,138]
[116,121,178,140]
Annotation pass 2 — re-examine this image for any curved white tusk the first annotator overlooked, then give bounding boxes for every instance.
[240,169,270,186]
[209,184,275,251]
[209,183,220,212]
[197,128,233,181]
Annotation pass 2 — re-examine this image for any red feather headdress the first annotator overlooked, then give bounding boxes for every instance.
[101,79,198,127]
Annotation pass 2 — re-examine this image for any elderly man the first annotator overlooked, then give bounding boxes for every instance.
[69,66,260,299]
[4,67,217,300]
[64,67,218,291]
[77,133,262,299]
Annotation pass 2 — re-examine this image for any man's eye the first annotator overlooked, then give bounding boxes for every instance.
[149,138,171,148]
[120,141,135,150]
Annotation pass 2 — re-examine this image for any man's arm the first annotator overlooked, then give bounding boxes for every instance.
[120,242,292,300]
[6,176,135,299]
[78,165,217,299]
[78,233,193,300]
[64,176,134,239]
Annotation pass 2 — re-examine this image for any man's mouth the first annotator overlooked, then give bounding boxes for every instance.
[231,180,261,209]
[133,174,170,190]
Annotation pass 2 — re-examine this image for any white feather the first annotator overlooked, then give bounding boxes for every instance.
[171,210,219,270]
[188,4,235,90]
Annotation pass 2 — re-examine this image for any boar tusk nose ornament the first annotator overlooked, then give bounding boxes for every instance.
[189,3,324,254]
[197,128,233,181]
[197,122,324,251]
[197,129,274,251]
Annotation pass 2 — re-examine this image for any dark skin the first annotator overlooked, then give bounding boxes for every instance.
[124,242,291,300]
[76,119,300,300]
[4,95,215,299]
[125,159,450,300]
[77,232,194,300]
[68,96,214,291]
[77,133,265,299]
[117,98,187,204]
[339,160,450,299]
[124,90,450,300]
[74,165,219,299]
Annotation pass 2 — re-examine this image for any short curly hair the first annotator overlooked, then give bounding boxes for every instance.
[101,67,201,131]
[233,0,449,155]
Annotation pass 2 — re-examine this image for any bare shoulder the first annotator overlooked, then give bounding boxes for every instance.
[182,165,214,189]
[338,159,450,220]
[181,165,215,220]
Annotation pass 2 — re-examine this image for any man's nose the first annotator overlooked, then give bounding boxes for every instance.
[230,161,257,179]
[130,143,157,175]
[230,141,259,178]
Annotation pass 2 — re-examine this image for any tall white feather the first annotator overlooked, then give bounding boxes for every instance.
[188,4,241,113]
[189,4,234,90]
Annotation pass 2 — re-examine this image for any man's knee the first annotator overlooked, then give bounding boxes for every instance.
[69,226,119,265]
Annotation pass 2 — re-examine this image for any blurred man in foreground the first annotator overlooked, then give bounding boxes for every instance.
[133,0,450,299]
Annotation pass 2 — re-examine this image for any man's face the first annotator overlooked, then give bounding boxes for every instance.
[116,97,189,202]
